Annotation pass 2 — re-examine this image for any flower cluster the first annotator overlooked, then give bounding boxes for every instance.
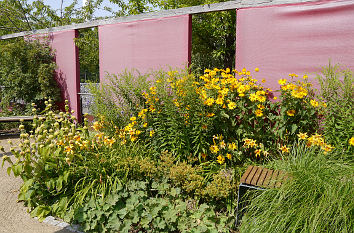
[243,138,270,157]
[297,132,335,153]
[209,134,238,164]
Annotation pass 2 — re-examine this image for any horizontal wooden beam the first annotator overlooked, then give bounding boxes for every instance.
[0,0,319,40]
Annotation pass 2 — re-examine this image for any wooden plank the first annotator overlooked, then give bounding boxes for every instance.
[245,166,258,184]
[0,0,319,40]
[240,165,254,183]
[0,116,35,122]
[269,170,279,188]
[251,166,263,186]
[263,169,273,188]
[276,170,285,188]
[256,168,268,187]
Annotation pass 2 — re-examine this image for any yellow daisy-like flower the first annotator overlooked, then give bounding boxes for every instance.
[297,132,308,140]
[210,144,219,154]
[215,98,224,105]
[130,116,137,121]
[280,145,290,153]
[149,130,155,137]
[228,101,236,110]
[287,109,296,116]
[310,99,319,107]
[205,98,215,106]
[254,67,259,72]
[249,93,258,102]
[255,109,263,117]
[349,137,354,146]
[206,112,215,117]
[257,104,265,110]
[217,155,225,164]
[278,79,287,85]
[257,95,266,103]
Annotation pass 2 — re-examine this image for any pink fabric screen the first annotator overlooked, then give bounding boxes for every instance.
[236,0,354,90]
[47,30,80,120]
[98,15,191,80]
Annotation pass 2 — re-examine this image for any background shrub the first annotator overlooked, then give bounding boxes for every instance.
[316,64,354,154]
[0,38,60,112]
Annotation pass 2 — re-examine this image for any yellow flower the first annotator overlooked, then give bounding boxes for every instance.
[278,79,287,85]
[217,155,225,164]
[143,122,148,127]
[228,101,236,110]
[255,109,263,117]
[206,112,215,117]
[310,99,319,107]
[226,153,232,159]
[219,140,226,149]
[149,130,155,137]
[130,116,137,121]
[255,149,262,157]
[297,132,308,140]
[249,93,258,102]
[349,137,354,146]
[321,144,335,153]
[257,104,265,110]
[291,86,308,99]
[215,97,223,105]
[263,150,269,157]
[205,98,215,106]
[273,96,278,100]
[254,67,259,72]
[201,153,207,159]
[210,144,219,154]
[257,95,266,102]
[64,146,73,154]
[228,142,237,150]
[92,121,102,131]
[287,109,296,116]
[280,145,290,153]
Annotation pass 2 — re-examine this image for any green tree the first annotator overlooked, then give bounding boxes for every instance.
[0,38,60,111]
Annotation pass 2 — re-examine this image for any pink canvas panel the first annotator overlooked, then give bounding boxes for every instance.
[29,30,80,120]
[99,15,191,81]
[236,0,354,91]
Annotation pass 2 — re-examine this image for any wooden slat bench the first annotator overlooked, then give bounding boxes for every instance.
[236,165,289,225]
[0,116,36,122]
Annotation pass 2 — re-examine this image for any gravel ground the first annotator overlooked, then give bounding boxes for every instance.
[0,135,72,233]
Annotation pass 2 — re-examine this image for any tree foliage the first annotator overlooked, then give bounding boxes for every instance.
[0,38,60,111]
[0,0,235,80]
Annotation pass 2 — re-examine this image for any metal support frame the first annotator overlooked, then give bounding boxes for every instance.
[236,183,265,226]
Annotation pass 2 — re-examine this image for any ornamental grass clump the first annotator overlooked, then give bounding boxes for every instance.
[239,142,353,233]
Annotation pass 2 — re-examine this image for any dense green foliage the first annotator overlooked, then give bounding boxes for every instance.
[0,38,60,112]
[316,64,354,153]
[91,67,327,164]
